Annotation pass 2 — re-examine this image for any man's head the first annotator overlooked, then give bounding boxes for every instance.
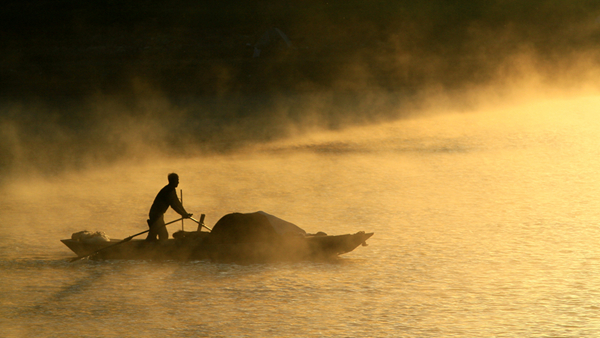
[168,173,179,187]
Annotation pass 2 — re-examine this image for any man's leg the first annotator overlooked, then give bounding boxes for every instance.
[146,218,157,241]
[146,216,166,241]
[156,217,168,240]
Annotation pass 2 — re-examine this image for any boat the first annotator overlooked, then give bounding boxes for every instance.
[61,211,373,262]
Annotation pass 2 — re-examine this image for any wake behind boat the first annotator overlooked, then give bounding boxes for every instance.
[62,211,373,262]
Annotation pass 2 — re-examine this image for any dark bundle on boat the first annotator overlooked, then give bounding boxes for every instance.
[210,212,293,243]
[198,212,307,262]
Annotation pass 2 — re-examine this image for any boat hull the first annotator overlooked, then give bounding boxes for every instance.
[61,231,373,262]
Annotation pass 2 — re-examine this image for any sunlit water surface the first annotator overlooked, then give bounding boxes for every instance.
[2,95,600,337]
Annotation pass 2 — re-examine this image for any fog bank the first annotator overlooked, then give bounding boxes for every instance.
[1,0,600,182]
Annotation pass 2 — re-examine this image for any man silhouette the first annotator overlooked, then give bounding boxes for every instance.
[146,173,192,241]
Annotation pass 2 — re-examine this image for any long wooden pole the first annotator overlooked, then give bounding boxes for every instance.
[190,215,211,232]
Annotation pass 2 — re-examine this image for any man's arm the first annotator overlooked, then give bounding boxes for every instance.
[168,189,192,217]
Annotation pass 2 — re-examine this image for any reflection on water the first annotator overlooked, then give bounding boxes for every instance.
[2,95,600,337]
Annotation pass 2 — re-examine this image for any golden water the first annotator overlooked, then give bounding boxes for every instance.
[2,94,600,337]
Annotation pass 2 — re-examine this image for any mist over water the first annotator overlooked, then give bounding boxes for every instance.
[3,1,600,337]
[2,0,600,180]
